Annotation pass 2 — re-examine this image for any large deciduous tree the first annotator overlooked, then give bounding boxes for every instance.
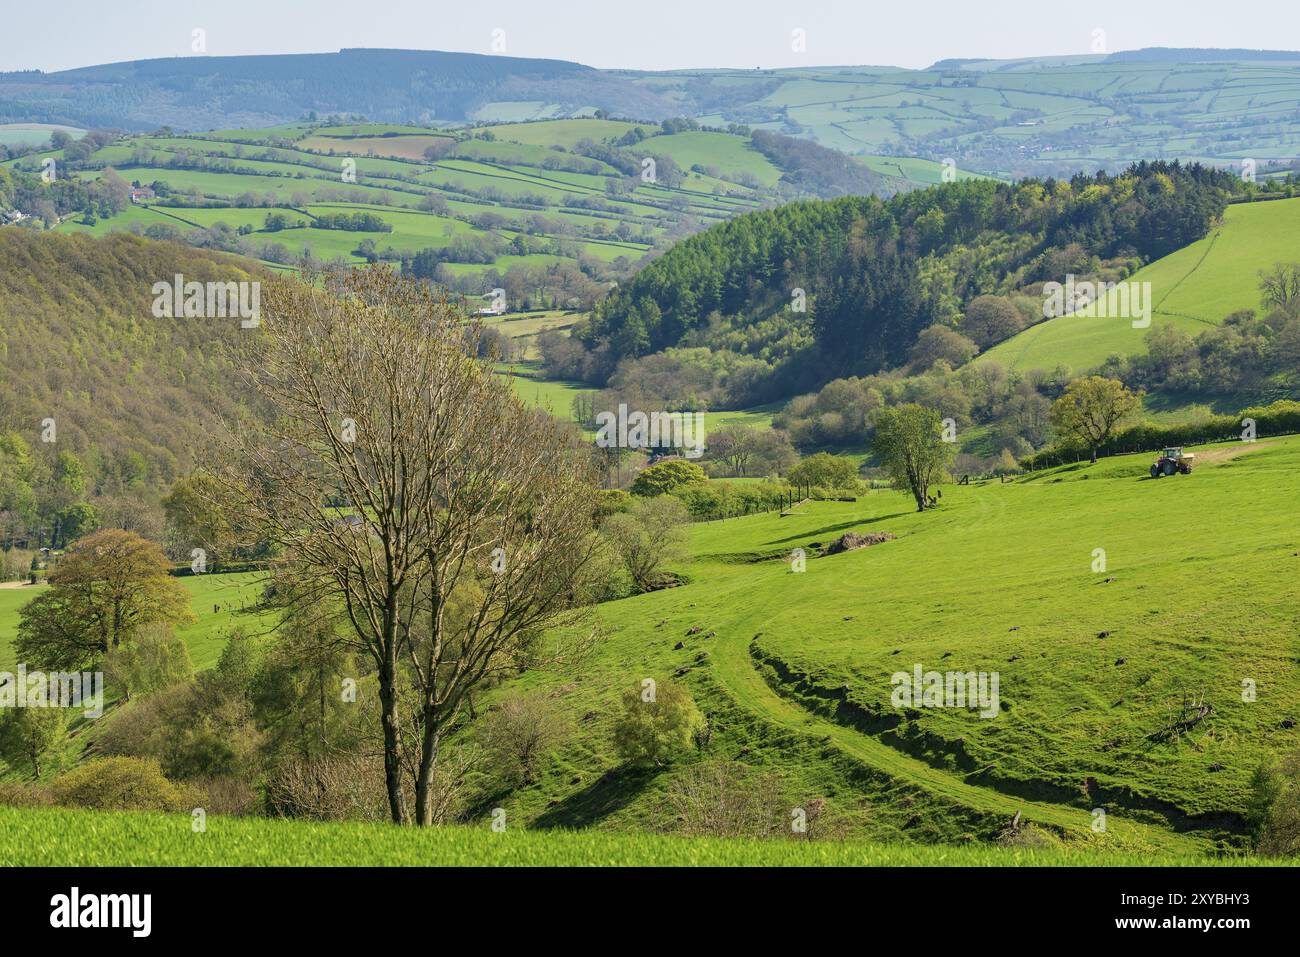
[1048,376,1140,460]
[871,404,954,512]
[15,528,195,671]
[209,268,601,825]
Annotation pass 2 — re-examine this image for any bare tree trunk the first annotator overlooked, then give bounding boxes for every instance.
[413,711,441,826]
[378,637,407,824]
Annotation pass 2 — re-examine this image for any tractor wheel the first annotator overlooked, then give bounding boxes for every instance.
[1150,464,1160,478]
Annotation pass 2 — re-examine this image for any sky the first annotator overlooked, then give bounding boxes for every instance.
[3,0,1296,74]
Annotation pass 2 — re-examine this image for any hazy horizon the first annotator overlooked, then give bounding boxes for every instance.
[3,0,1297,74]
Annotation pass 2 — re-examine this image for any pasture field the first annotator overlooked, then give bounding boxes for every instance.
[0,123,84,148]
[435,434,1300,855]
[855,154,990,185]
[0,572,266,673]
[3,437,1298,863]
[980,196,1300,374]
[0,805,1283,867]
[4,117,794,285]
[498,360,594,414]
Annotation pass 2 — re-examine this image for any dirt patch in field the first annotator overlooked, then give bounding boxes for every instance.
[822,532,896,555]
[1188,442,1274,467]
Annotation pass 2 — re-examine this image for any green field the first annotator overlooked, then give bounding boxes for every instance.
[980,197,1300,374]
[5,118,791,284]
[498,360,594,414]
[856,154,990,185]
[0,572,266,673]
[428,434,1300,856]
[0,804,1284,867]
[0,123,84,148]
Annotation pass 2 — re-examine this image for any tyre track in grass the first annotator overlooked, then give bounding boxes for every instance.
[695,493,1208,855]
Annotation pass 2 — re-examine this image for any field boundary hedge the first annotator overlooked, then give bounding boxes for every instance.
[1021,399,1300,469]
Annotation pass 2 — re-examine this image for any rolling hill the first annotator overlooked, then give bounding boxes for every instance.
[980,196,1300,375]
[2,117,901,289]
[5,435,1296,858]
[7,48,1300,179]
[0,49,677,130]
[441,434,1300,852]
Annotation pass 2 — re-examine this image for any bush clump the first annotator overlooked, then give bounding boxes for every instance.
[50,757,192,812]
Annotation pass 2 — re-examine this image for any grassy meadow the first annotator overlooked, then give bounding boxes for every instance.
[4,435,1296,863]
[981,196,1300,375]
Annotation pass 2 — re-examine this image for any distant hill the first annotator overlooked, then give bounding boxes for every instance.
[1106,47,1300,64]
[6,48,1300,180]
[0,49,679,131]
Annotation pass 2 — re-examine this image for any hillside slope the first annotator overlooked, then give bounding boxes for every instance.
[0,231,262,520]
[980,196,1300,374]
[440,436,1300,853]
[0,49,678,130]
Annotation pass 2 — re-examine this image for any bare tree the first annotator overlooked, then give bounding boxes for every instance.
[707,424,758,477]
[481,691,569,786]
[1259,263,1300,317]
[209,268,600,825]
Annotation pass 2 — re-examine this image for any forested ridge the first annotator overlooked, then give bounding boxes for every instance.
[0,231,264,546]
[575,161,1237,398]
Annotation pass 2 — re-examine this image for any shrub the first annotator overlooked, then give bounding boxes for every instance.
[265,749,473,824]
[601,495,690,592]
[0,705,68,779]
[102,623,194,700]
[670,479,791,520]
[612,678,703,768]
[50,757,191,812]
[630,459,707,496]
[593,488,633,522]
[481,692,570,787]
[265,754,390,822]
[787,452,859,491]
[0,780,54,808]
[1248,749,1300,857]
[995,823,1060,849]
[668,760,786,838]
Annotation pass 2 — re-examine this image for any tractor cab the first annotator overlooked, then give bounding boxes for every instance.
[1151,447,1194,478]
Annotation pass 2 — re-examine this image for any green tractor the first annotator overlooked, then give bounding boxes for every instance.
[1150,447,1194,478]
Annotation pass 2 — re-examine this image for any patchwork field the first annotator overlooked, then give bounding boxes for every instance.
[5,118,828,287]
[632,59,1300,178]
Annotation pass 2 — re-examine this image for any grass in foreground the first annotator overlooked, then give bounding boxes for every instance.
[0,805,1282,867]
